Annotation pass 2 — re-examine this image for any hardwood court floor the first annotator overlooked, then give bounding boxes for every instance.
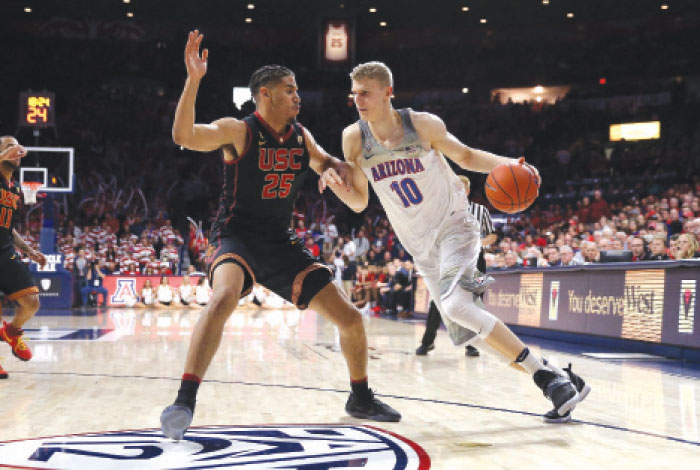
[0,307,699,469]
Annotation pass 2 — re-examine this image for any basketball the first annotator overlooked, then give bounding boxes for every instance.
[484,159,540,214]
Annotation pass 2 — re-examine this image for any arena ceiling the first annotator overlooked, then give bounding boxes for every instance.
[2,0,698,29]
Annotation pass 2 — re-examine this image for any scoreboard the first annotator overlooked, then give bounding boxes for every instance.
[19,91,55,128]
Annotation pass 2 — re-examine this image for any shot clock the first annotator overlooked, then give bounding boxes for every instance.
[19,91,55,128]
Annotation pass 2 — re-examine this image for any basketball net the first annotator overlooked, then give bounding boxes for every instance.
[21,182,44,205]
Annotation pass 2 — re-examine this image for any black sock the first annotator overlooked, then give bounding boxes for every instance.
[351,377,372,403]
[175,374,201,411]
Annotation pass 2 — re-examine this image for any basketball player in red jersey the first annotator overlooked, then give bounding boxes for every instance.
[160,31,400,441]
[324,62,589,423]
[0,136,47,378]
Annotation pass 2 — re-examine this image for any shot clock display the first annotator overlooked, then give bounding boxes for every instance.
[19,92,55,127]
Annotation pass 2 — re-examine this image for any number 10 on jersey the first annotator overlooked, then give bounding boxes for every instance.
[390,178,423,208]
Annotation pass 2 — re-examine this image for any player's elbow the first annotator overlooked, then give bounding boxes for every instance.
[172,129,187,146]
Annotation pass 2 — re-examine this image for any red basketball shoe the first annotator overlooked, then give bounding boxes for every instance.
[0,362,8,379]
[0,322,32,361]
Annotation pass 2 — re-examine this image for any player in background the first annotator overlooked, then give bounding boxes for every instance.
[0,136,47,377]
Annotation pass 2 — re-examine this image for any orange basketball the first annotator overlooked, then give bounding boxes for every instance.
[484,160,539,214]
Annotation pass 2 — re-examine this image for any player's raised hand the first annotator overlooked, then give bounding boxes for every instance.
[28,249,47,268]
[0,142,27,162]
[184,30,208,80]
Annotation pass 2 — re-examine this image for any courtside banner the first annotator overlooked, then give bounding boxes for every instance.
[483,262,700,349]
[103,275,204,307]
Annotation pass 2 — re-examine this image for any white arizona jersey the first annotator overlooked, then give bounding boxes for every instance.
[358,108,467,256]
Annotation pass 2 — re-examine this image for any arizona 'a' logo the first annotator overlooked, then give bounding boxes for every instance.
[0,425,430,469]
[109,279,137,305]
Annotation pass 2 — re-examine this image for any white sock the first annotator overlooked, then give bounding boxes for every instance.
[543,359,567,377]
[515,348,545,375]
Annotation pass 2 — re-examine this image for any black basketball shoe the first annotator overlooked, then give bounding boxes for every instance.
[345,389,402,422]
[415,343,435,356]
[543,363,591,423]
[533,369,579,417]
[160,403,193,441]
[465,345,480,357]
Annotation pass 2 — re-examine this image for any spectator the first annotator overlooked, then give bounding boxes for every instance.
[629,237,649,261]
[504,251,522,269]
[353,229,370,261]
[178,274,196,306]
[342,236,357,262]
[648,235,670,261]
[81,261,108,307]
[545,245,561,266]
[379,263,410,316]
[559,245,580,266]
[72,248,89,307]
[141,279,155,307]
[677,233,700,259]
[590,190,613,222]
[195,276,211,307]
[156,276,175,308]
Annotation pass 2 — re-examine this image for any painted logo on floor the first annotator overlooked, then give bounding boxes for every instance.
[0,425,430,469]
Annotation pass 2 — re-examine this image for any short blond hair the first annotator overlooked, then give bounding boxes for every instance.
[350,61,393,88]
[458,175,471,192]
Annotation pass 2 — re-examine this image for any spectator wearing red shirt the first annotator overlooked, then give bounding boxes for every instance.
[589,190,612,222]
[304,235,320,258]
[576,197,594,224]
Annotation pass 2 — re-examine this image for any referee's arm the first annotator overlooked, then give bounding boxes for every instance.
[478,205,497,247]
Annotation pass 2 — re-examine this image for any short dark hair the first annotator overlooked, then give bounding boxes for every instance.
[249,65,294,98]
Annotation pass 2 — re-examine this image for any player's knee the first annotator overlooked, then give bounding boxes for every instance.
[440,287,496,338]
[20,294,40,313]
[332,303,363,332]
[208,290,239,316]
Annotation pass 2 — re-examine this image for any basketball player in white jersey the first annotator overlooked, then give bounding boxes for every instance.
[319,62,590,422]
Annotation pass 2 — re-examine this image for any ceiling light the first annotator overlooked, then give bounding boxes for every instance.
[661,4,669,10]
[480,18,487,24]
[542,0,549,4]
[534,85,544,93]
[123,0,130,4]
[245,17,252,23]
[24,7,32,13]
[379,21,387,27]
[247,4,255,9]
[461,88,469,94]
[567,12,574,18]
[369,7,377,13]
[462,6,469,12]
[127,12,134,18]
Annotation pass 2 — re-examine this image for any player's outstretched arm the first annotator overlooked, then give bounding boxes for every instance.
[172,30,244,152]
[307,125,369,213]
[413,111,514,173]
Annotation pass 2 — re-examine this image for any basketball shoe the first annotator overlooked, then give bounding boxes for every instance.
[160,404,193,441]
[543,362,591,423]
[533,369,579,417]
[0,362,8,379]
[345,389,402,422]
[0,322,32,361]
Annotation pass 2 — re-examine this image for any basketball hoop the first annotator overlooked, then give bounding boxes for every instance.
[21,182,44,205]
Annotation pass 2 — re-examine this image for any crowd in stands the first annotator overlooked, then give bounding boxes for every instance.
[3,11,700,313]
